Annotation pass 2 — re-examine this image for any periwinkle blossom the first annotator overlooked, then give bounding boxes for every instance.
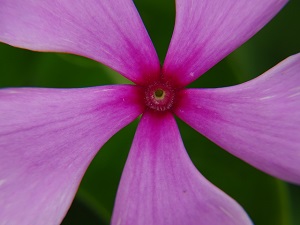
[0,0,299,224]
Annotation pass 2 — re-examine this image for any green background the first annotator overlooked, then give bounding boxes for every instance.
[0,0,299,224]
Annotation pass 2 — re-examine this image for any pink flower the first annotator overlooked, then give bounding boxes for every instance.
[0,0,299,225]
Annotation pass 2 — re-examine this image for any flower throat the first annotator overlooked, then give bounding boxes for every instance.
[144,79,176,112]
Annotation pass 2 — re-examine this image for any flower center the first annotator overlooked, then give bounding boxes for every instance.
[144,80,176,112]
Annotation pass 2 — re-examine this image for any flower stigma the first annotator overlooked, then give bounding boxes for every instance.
[144,80,176,112]
[154,89,165,99]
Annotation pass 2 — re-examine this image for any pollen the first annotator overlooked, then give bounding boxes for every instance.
[144,80,176,112]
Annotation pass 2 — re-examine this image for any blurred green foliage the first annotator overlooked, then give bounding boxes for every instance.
[0,0,299,225]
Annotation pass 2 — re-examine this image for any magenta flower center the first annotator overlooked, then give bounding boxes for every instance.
[144,80,176,112]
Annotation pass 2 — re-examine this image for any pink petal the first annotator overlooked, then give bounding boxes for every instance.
[0,0,160,84]
[163,0,287,87]
[174,54,300,184]
[112,111,252,225]
[0,85,144,225]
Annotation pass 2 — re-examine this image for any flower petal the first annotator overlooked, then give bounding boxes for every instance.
[174,54,300,184]
[0,0,160,84]
[163,0,287,87]
[112,111,252,225]
[0,85,143,225]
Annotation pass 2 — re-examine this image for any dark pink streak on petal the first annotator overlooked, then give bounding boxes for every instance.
[163,0,287,87]
[0,0,160,84]
[0,85,144,225]
[112,111,252,225]
[175,54,300,184]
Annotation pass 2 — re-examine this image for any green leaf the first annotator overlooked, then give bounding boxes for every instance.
[62,197,108,225]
